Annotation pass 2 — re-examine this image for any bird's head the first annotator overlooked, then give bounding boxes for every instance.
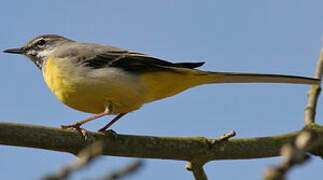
[3,34,72,69]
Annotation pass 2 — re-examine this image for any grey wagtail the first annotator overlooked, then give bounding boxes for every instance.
[3,34,321,131]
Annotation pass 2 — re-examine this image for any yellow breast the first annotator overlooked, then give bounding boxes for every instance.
[43,55,146,114]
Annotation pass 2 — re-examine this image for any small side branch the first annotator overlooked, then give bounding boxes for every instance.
[186,162,207,180]
[305,49,323,125]
[211,130,236,143]
[263,131,321,180]
[96,160,143,180]
[185,130,236,180]
[43,141,104,180]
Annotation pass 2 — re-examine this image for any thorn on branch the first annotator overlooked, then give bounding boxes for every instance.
[211,130,236,144]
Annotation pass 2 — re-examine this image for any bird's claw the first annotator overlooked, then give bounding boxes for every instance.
[61,124,88,140]
[99,129,118,136]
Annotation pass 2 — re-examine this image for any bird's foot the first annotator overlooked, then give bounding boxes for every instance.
[61,123,81,129]
[98,129,118,139]
[98,128,117,134]
[61,124,88,140]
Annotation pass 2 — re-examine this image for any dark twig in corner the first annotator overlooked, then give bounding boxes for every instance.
[95,160,143,180]
[43,141,103,180]
[263,131,322,180]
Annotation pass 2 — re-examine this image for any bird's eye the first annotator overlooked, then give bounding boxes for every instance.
[36,39,46,46]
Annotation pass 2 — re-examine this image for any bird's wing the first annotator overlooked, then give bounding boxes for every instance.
[80,50,205,73]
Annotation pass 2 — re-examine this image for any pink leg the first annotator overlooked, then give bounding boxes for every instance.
[61,111,110,129]
[98,113,127,132]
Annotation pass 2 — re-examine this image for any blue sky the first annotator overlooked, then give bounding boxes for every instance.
[1,1,323,179]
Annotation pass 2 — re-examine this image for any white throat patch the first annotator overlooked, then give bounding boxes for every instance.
[36,49,54,59]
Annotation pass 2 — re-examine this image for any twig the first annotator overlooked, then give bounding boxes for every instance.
[184,131,236,180]
[264,47,323,179]
[43,141,103,180]
[304,49,323,125]
[95,160,143,180]
[263,131,320,180]
[185,162,208,180]
[212,130,236,143]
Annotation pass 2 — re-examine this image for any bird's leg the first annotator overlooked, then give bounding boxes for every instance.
[61,111,110,129]
[61,103,113,130]
[98,113,127,132]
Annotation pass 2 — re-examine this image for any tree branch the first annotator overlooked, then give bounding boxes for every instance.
[305,49,323,125]
[263,131,323,180]
[186,162,207,180]
[97,160,143,180]
[184,130,236,180]
[1,122,323,162]
[43,141,104,180]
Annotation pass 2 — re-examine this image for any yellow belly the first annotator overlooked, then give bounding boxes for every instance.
[43,55,146,114]
[42,55,217,114]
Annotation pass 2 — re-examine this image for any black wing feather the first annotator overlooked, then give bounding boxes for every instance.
[82,51,205,73]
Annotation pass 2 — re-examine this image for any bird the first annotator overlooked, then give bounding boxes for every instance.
[3,34,321,132]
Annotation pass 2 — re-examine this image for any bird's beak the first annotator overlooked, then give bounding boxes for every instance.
[3,47,25,54]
